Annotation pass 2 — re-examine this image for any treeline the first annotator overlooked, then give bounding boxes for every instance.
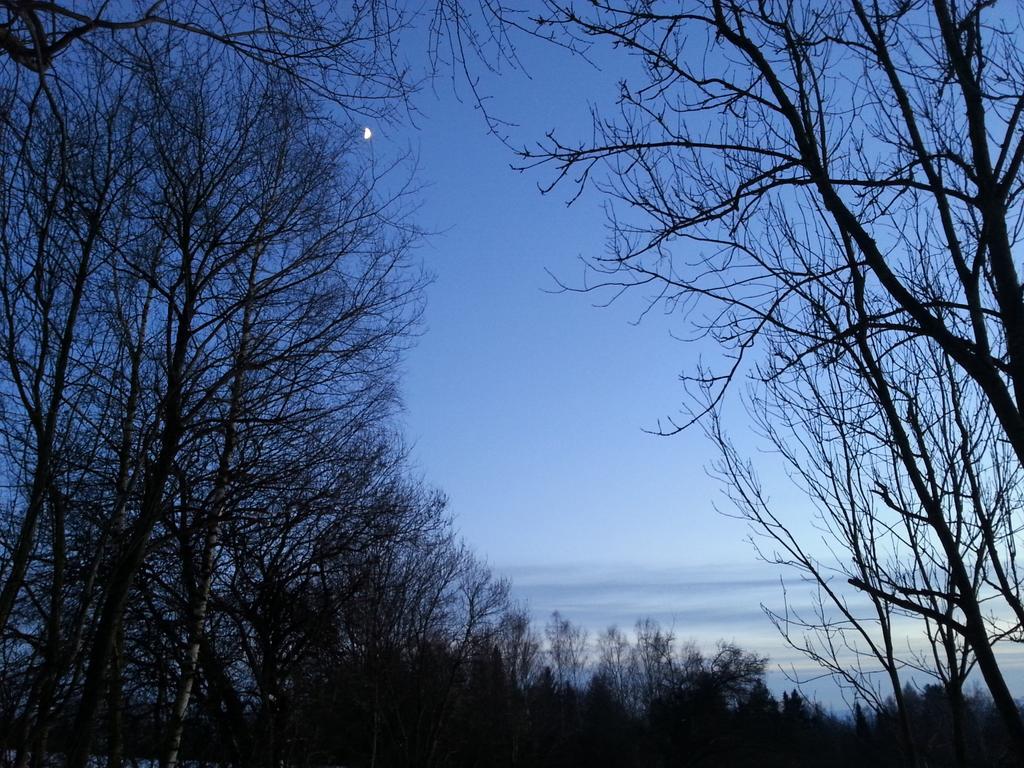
[34,600,1022,768]
[283,610,1024,768]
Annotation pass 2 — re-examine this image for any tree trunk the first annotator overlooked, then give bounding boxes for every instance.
[162,264,254,768]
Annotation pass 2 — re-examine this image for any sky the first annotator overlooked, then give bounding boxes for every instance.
[389,55,752,540]
[371,26,814,684]
[369,17,1024,708]
[389,26,755,562]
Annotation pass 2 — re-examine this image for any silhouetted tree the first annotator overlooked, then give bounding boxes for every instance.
[0,0,414,117]
[485,1,1024,759]
[0,29,424,767]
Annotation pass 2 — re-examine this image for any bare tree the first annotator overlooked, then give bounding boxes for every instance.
[544,612,588,693]
[61,51,421,767]
[0,51,147,767]
[594,625,639,715]
[0,0,416,117]
[0,27,425,765]
[489,1,1024,758]
[332,503,511,768]
[496,609,542,695]
[708,316,1001,768]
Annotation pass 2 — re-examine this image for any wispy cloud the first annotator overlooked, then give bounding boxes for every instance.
[497,560,787,643]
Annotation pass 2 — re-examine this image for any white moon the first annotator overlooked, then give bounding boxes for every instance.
[363,126,373,141]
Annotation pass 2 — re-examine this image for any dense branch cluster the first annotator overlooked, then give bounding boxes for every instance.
[0,0,415,113]
[0,21,443,768]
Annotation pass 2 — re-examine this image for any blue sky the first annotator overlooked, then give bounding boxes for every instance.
[390,28,755,567]
[375,20,878,707]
